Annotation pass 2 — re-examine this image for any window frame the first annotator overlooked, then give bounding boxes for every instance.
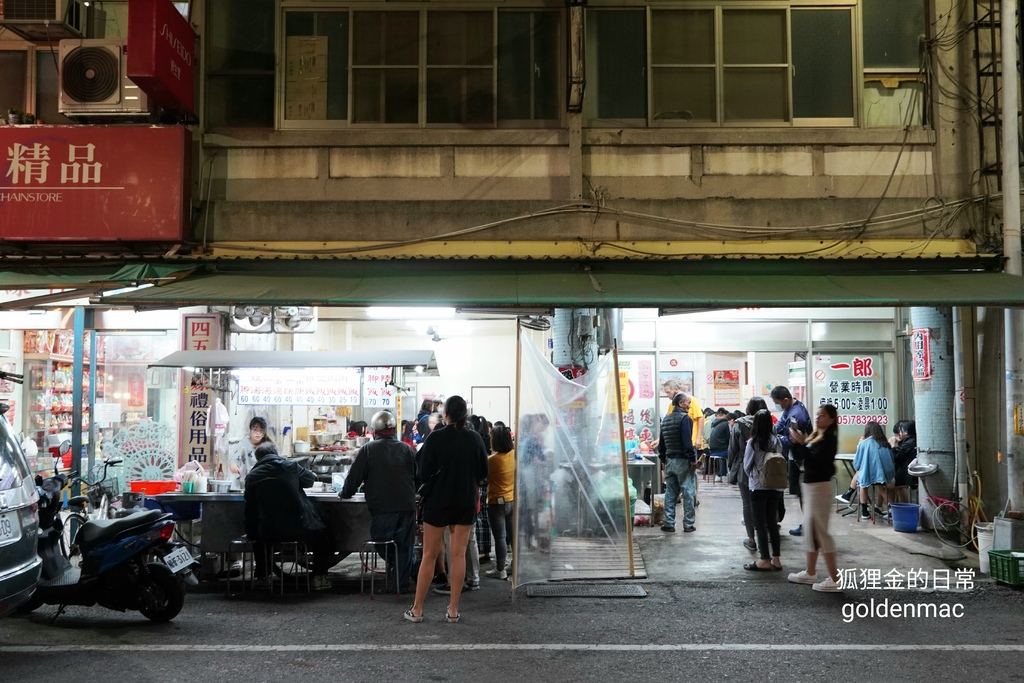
[584,0,861,129]
[276,4,564,130]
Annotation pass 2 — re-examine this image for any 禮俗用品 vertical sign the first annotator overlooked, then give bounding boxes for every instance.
[179,314,223,466]
[127,0,197,117]
[911,328,931,381]
[0,125,190,241]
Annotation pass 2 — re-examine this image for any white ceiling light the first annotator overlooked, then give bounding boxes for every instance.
[366,307,455,320]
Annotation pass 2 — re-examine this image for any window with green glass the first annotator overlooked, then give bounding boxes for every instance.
[590,4,861,127]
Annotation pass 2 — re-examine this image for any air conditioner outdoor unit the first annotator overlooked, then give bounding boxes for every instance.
[59,39,152,120]
[0,0,85,42]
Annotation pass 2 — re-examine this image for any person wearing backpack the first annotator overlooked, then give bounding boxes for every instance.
[727,397,768,552]
[742,410,785,571]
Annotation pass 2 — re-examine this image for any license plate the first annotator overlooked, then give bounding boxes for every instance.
[162,546,193,574]
[0,511,19,544]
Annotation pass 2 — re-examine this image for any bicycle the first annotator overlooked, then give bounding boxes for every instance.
[61,457,124,559]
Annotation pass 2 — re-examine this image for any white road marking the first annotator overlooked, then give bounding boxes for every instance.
[1,644,1023,653]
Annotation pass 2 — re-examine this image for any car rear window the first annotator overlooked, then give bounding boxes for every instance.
[0,417,29,490]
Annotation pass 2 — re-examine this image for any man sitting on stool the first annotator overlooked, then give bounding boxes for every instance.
[244,442,334,591]
[341,410,418,593]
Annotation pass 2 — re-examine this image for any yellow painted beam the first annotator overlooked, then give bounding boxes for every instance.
[201,239,981,260]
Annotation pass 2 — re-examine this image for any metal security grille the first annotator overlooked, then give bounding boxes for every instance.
[526,584,647,598]
[4,0,57,20]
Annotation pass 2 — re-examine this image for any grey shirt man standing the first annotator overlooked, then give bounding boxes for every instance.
[340,410,418,591]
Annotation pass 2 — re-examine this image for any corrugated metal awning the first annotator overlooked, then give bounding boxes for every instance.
[96,258,1024,308]
[149,349,438,375]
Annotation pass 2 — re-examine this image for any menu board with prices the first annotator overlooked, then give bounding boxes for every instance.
[237,368,361,406]
[362,367,397,409]
[619,355,657,446]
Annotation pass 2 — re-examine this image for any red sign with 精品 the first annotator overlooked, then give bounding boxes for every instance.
[127,0,197,117]
[0,125,190,242]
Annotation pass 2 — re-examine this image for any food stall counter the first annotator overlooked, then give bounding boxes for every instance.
[153,491,371,560]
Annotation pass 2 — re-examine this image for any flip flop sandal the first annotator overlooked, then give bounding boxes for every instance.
[743,562,773,572]
[771,563,783,571]
[404,609,423,623]
[445,610,461,623]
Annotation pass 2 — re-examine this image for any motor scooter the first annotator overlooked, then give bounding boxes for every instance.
[20,461,200,623]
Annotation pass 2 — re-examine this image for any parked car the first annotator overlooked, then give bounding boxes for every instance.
[0,403,41,618]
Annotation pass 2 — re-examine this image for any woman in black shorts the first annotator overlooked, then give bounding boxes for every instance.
[406,395,489,624]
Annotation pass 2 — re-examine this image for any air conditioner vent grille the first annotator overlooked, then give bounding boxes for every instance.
[3,0,58,20]
[62,46,120,103]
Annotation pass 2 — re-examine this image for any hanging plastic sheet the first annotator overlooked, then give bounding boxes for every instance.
[513,335,636,587]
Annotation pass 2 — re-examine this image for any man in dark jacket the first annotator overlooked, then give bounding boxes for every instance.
[708,407,731,482]
[771,386,813,536]
[341,410,418,592]
[658,393,697,532]
[244,442,333,590]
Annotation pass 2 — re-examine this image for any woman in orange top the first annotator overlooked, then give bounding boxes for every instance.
[485,425,515,580]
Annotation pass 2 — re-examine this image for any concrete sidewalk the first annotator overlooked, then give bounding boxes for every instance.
[634,479,980,584]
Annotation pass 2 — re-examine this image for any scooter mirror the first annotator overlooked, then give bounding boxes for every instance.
[59,440,71,455]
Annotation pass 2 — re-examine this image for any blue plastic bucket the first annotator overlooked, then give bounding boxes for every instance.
[890,503,920,533]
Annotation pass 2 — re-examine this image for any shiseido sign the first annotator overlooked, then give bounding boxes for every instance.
[127,0,197,117]
[0,125,190,242]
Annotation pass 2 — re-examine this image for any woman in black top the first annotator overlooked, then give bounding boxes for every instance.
[406,395,488,624]
[891,420,918,503]
[786,403,842,592]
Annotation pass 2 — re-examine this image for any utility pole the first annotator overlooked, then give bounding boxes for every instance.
[1001,0,1024,511]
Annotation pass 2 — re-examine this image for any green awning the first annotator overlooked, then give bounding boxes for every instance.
[95,259,1024,308]
[0,263,197,289]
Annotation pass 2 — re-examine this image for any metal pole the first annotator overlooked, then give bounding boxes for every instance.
[1002,0,1024,511]
[952,307,970,531]
[510,320,523,596]
[612,345,636,578]
[71,308,85,497]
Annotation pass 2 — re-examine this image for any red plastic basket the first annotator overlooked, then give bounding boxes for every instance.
[129,480,178,495]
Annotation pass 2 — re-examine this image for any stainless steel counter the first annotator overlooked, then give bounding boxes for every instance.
[153,491,371,558]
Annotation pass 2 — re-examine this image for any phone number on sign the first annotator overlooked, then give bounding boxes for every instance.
[837,414,889,426]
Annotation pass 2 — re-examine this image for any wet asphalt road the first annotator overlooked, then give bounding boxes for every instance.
[3,574,1023,683]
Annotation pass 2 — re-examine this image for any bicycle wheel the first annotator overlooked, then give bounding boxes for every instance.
[62,511,88,560]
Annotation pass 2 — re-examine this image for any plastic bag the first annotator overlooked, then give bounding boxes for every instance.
[174,460,206,483]
[21,437,38,457]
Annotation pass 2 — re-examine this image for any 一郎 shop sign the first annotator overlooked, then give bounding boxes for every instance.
[812,354,894,454]
[0,125,190,242]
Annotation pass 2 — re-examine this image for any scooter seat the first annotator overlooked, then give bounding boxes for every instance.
[77,509,169,549]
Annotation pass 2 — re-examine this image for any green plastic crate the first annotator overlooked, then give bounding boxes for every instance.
[988,549,1024,586]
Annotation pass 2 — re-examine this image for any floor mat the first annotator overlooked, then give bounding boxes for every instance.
[526,583,647,598]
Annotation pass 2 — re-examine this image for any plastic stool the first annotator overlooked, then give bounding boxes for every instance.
[360,539,399,598]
